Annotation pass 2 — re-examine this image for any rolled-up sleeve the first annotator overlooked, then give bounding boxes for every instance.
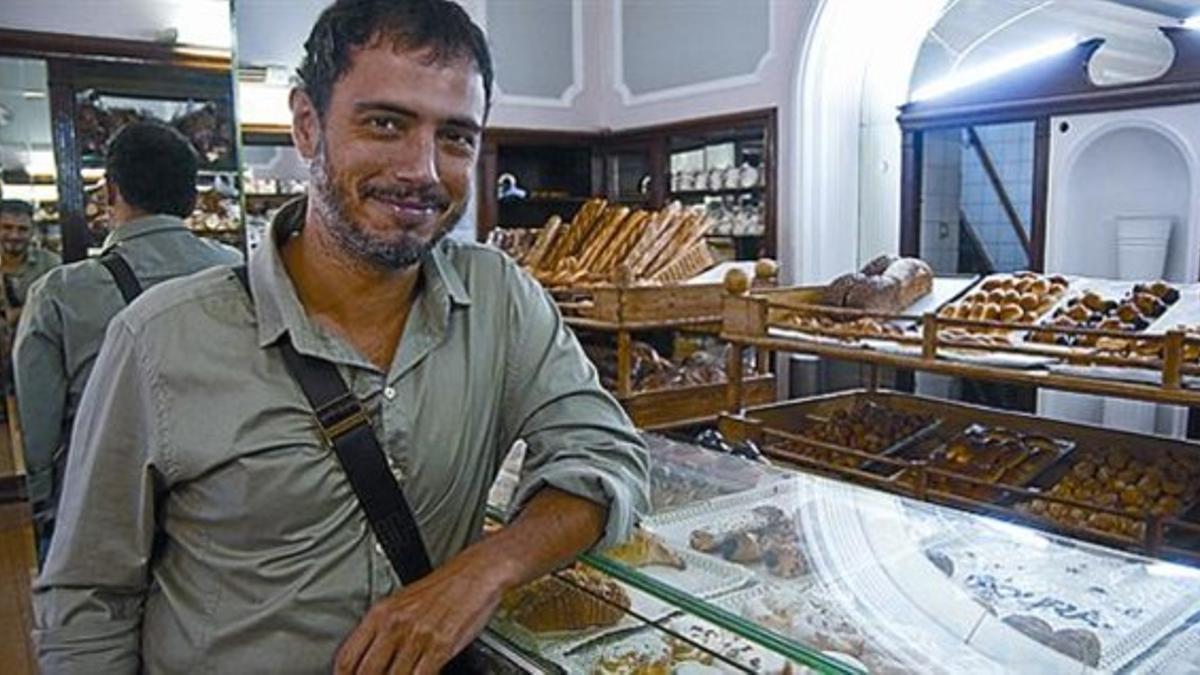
[33,316,165,674]
[13,275,68,507]
[500,268,649,549]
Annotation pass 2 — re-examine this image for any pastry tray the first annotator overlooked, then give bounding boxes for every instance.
[641,480,822,588]
[690,581,999,675]
[1007,447,1200,550]
[495,545,754,657]
[767,276,981,348]
[764,409,944,478]
[895,423,1076,499]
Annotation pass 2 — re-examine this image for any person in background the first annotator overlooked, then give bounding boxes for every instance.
[0,199,60,312]
[33,1,648,673]
[13,121,242,561]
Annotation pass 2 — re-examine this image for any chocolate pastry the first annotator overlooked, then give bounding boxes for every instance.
[722,532,763,563]
[764,545,807,579]
[689,529,722,553]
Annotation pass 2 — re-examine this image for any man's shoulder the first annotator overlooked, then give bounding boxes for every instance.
[26,257,109,300]
[116,265,243,331]
[33,248,62,267]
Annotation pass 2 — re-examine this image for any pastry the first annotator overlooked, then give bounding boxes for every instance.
[722,532,763,563]
[503,566,631,634]
[591,636,672,674]
[779,400,935,469]
[606,529,686,570]
[689,529,721,553]
[764,545,807,579]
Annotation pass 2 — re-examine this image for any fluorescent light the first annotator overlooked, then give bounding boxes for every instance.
[1185,15,1200,29]
[911,36,1080,102]
[21,90,46,100]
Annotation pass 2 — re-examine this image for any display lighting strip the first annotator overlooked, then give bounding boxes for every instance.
[910,35,1080,102]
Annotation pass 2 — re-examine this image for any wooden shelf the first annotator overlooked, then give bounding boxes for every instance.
[720,283,1200,409]
[670,186,763,199]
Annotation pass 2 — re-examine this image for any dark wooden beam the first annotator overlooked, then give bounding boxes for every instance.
[47,60,89,263]
[0,27,230,72]
[899,130,922,258]
[1030,117,1051,272]
[965,126,1033,262]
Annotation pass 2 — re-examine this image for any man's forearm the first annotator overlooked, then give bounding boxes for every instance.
[475,486,608,592]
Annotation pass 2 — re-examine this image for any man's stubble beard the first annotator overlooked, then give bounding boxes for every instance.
[309,136,463,271]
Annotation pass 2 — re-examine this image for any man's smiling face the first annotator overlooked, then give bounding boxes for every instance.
[296,39,486,270]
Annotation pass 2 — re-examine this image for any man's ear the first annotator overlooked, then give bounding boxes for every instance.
[290,88,320,161]
[105,179,118,208]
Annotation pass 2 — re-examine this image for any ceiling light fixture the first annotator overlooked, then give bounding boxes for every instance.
[911,35,1080,102]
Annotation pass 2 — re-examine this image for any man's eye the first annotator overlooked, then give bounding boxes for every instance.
[441,130,476,148]
[369,117,400,133]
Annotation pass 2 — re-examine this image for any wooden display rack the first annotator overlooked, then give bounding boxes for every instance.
[717,275,1200,563]
[557,266,779,430]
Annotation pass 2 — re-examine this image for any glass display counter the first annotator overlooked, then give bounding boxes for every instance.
[488,434,1200,673]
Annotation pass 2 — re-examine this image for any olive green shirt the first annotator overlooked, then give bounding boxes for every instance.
[6,246,62,306]
[33,202,648,674]
[13,215,242,509]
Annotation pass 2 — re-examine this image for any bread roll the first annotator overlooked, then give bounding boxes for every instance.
[860,253,897,276]
[835,257,933,313]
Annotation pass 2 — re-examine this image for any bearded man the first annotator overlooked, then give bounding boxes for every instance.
[0,199,59,309]
[32,1,648,674]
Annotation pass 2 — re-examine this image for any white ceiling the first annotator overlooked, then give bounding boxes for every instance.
[912,0,1200,92]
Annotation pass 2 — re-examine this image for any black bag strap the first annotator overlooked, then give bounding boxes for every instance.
[99,252,143,304]
[231,265,434,582]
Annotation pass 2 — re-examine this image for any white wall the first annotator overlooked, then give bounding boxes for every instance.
[0,0,231,48]
[1046,102,1200,283]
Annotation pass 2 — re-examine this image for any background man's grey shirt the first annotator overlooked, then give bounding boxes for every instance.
[33,204,649,673]
[8,246,62,305]
[13,215,242,509]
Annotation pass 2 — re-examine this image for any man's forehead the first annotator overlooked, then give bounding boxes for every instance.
[340,40,484,102]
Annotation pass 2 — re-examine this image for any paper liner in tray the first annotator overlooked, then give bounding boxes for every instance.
[860,337,1059,369]
[921,520,1200,672]
[494,547,754,657]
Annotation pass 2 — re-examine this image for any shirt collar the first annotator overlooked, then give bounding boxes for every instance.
[102,214,189,251]
[247,197,472,358]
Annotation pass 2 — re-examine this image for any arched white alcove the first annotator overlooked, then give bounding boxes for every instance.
[1046,114,1200,282]
[787,0,945,285]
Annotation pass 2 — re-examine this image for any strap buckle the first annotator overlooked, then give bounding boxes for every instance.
[314,392,370,446]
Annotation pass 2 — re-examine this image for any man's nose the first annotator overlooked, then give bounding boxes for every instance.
[389,130,439,187]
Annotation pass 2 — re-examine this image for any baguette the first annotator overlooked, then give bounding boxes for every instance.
[649,240,715,283]
[594,210,651,275]
[577,206,630,271]
[522,215,562,269]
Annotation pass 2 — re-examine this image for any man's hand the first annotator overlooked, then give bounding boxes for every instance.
[334,545,507,674]
[335,487,607,674]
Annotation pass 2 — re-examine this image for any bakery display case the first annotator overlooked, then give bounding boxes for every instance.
[486,433,1200,673]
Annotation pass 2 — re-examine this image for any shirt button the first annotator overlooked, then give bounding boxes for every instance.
[383,386,396,401]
